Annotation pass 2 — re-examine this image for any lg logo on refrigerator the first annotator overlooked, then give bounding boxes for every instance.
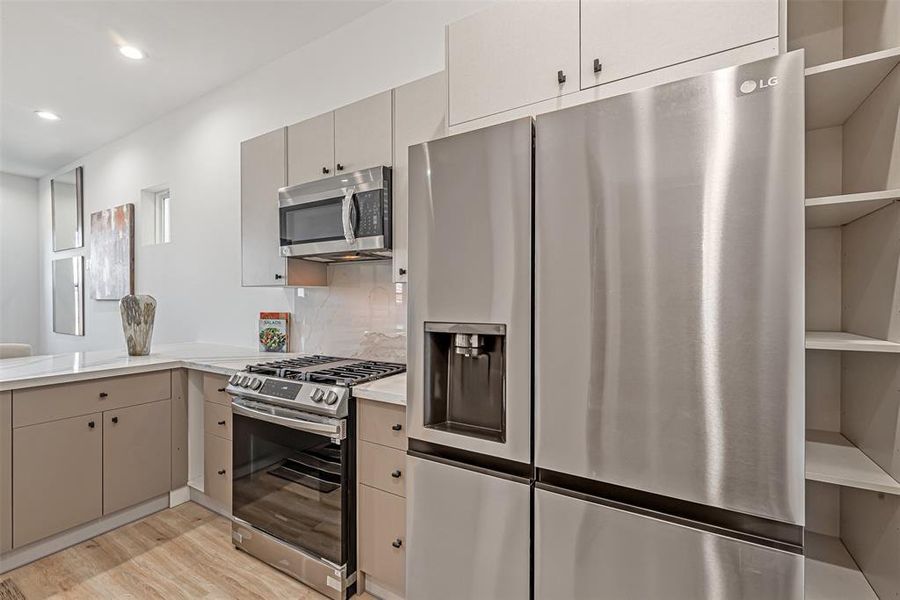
[739,76,778,95]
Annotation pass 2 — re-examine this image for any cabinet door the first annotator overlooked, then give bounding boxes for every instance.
[241,127,286,286]
[204,432,231,510]
[1,391,11,553]
[580,0,778,89]
[448,0,579,126]
[13,413,102,547]
[287,111,335,185]
[334,91,393,173]
[103,399,171,515]
[359,484,406,594]
[392,72,448,283]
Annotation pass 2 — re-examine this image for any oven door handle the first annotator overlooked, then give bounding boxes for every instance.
[231,400,346,441]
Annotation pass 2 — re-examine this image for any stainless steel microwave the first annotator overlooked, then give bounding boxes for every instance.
[278,166,392,262]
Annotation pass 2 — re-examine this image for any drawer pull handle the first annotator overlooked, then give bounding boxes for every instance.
[392,538,403,549]
[217,469,226,475]
[111,417,119,424]
[336,163,345,172]
[88,420,95,429]
[391,423,403,432]
[217,387,226,393]
[391,470,402,478]
[593,58,603,74]
[557,70,566,84]
[322,166,330,175]
[99,392,108,398]
[217,420,226,426]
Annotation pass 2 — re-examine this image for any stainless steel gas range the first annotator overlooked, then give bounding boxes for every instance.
[225,355,405,600]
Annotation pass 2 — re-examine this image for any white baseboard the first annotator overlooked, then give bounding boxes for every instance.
[169,486,191,507]
[188,486,231,519]
[0,494,169,574]
[363,573,405,600]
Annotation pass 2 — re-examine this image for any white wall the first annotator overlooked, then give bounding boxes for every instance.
[0,172,40,350]
[36,1,486,356]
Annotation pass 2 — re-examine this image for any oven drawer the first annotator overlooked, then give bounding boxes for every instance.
[358,399,407,450]
[204,433,231,511]
[13,371,171,428]
[359,440,406,497]
[202,373,231,406]
[359,484,406,594]
[204,400,232,440]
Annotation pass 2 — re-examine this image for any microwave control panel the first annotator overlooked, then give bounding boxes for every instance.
[355,190,386,236]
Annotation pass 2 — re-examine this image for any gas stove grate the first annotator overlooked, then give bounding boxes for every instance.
[244,356,405,386]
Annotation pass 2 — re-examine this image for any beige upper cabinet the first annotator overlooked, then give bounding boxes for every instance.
[287,111,335,186]
[579,0,778,89]
[103,399,172,515]
[392,72,448,283]
[334,90,393,174]
[13,413,103,547]
[448,0,580,126]
[241,127,287,286]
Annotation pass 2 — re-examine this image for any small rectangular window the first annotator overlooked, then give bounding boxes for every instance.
[154,189,171,244]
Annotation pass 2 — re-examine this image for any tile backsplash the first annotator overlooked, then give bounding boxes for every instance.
[291,262,406,363]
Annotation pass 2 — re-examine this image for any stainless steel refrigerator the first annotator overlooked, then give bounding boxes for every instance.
[534,51,805,598]
[406,51,805,600]
[406,117,534,600]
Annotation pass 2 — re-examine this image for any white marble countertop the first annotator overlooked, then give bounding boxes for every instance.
[0,343,307,392]
[353,372,406,406]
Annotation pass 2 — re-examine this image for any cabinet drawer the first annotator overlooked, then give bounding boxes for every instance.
[359,484,406,594]
[358,399,406,450]
[13,413,102,547]
[104,399,171,515]
[359,441,406,497]
[204,400,232,440]
[202,373,231,406]
[13,370,171,428]
[204,433,231,510]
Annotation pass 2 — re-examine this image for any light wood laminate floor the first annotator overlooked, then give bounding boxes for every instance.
[1,502,353,599]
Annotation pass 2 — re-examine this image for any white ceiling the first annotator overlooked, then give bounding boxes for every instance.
[0,0,388,178]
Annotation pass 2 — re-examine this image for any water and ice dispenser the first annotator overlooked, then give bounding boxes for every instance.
[423,323,506,443]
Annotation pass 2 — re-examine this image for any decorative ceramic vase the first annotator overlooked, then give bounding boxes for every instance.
[119,294,156,356]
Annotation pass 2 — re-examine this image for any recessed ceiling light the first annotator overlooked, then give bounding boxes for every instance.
[35,110,60,121]
[119,45,145,60]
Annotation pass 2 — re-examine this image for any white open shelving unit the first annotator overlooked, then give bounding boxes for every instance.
[791,0,900,597]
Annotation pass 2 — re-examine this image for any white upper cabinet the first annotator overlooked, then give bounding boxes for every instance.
[580,0,778,89]
[393,72,448,283]
[241,127,287,286]
[287,111,334,186]
[334,90,393,173]
[448,0,580,125]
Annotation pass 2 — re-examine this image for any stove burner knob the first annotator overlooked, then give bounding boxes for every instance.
[310,389,325,403]
[324,391,338,406]
[228,373,241,386]
[239,375,251,387]
[249,378,262,391]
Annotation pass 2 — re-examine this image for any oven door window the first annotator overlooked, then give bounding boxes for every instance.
[280,196,351,246]
[232,412,347,566]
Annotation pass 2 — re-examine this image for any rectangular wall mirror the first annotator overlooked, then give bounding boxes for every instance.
[51,166,83,251]
[52,256,84,336]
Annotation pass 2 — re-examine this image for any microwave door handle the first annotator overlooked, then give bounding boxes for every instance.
[231,400,345,439]
[341,190,357,244]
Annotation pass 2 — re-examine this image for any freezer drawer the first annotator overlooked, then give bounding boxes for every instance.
[534,488,803,600]
[406,455,530,600]
[534,51,805,525]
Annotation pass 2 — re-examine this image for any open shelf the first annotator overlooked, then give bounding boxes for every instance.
[805,532,877,600]
[806,331,900,353]
[806,429,900,495]
[806,189,900,228]
[806,46,900,130]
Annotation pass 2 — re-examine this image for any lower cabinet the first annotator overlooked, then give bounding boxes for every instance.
[359,484,406,594]
[12,413,103,548]
[204,432,231,510]
[103,399,172,515]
